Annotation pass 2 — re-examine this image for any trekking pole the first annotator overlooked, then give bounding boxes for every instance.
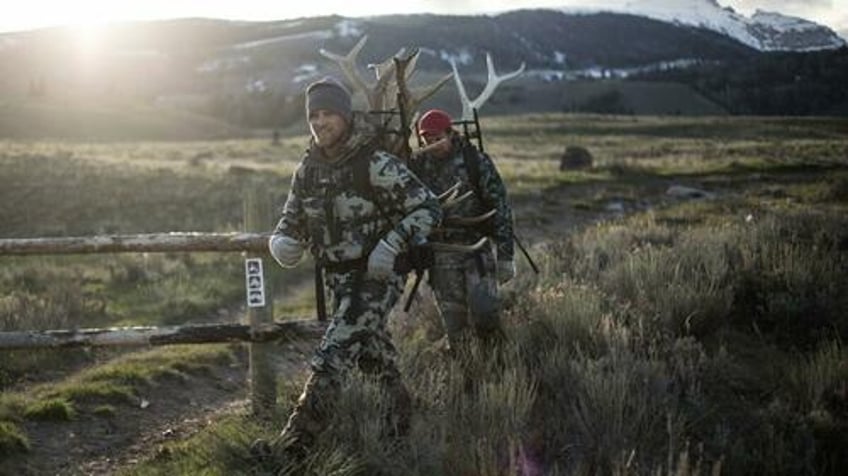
[403,270,425,312]
[513,233,539,274]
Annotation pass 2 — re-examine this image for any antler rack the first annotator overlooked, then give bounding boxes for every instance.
[450,53,525,121]
[319,35,452,159]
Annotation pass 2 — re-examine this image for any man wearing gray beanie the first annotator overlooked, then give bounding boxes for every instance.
[305,76,352,122]
[255,72,442,470]
[301,76,354,158]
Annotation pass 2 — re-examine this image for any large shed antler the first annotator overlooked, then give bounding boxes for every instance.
[450,52,525,121]
[319,36,397,112]
[319,37,489,253]
[393,49,452,120]
[320,36,451,159]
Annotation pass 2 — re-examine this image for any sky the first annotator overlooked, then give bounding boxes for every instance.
[0,0,845,38]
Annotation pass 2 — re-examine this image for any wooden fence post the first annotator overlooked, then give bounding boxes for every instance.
[244,186,276,419]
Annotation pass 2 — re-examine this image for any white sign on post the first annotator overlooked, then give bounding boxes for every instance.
[244,258,266,308]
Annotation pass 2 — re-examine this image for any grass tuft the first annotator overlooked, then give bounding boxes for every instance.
[23,398,76,421]
[0,421,30,456]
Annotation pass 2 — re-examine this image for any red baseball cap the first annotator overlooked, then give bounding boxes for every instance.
[417,109,453,138]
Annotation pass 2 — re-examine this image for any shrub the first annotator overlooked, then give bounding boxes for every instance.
[731,212,848,348]
[0,421,30,456]
[23,398,76,421]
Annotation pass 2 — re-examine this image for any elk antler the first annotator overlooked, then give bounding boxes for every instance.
[321,36,452,159]
[443,208,497,226]
[319,36,397,111]
[441,190,475,210]
[401,53,453,117]
[437,181,463,201]
[430,237,490,253]
[451,52,525,121]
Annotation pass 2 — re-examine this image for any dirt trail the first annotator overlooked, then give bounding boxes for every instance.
[73,339,315,476]
[2,337,315,476]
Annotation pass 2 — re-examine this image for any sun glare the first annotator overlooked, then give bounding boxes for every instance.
[72,23,108,58]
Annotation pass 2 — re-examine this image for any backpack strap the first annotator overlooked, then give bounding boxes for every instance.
[460,139,492,207]
[352,151,392,224]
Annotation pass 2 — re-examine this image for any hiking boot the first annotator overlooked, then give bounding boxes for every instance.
[249,434,309,473]
[382,382,413,440]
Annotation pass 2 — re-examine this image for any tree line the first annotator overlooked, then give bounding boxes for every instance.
[633,47,848,116]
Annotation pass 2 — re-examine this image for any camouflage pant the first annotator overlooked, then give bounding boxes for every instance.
[277,269,411,449]
[428,246,501,351]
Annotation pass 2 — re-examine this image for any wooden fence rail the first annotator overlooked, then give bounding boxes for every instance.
[0,190,298,417]
[0,232,269,255]
[0,320,327,350]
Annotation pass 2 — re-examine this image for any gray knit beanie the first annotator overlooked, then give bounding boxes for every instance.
[305,76,352,121]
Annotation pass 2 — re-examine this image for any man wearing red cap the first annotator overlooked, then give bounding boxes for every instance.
[410,108,515,356]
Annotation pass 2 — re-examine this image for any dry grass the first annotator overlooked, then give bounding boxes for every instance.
[2,113,848,474]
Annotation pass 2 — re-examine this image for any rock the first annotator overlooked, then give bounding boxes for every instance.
[560,146,593,170]
[605,201,626,213]
[666,185,715,200]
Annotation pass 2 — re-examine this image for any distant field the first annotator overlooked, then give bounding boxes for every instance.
[2,112,846,237]
[0,78,732,142]
[0,97,246,140]
[421,77,728,118]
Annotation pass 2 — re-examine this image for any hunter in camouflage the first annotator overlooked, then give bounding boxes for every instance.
[410,109,515,351]
[257,77,441,467]
[409,109,515,353]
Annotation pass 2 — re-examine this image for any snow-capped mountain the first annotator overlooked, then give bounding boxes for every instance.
[746,10,846,51]
[581,0,846,51]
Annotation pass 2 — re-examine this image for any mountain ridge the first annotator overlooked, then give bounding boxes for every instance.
[553,0,845,51]
[0,5,844,133]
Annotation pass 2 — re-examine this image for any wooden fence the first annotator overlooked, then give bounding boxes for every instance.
[0,190,326,418]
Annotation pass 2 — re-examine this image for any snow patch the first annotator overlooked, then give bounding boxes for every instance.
[232,30,333,50]
[197,56,251,73]
[440,49,473,66]
[526,58,706,82]
[246,79,267,93]
[334,19,363,38]
[554,51,568,65]
[292,64,320,84]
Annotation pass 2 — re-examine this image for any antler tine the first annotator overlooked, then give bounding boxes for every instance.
[449,58,472,118]
[368,54,397,81]
[437,181,463,201]
[368,55,398,110]
[430,237,489,253]
[470,53,525,117]
[383,48,415,110]
[395,48,450,113]
[319,36,373,107]
[453,52,525,120]
[402,49,421,81]
[442,190,475,209]
[409,72,453,113]
[443,208,497,226]
[393,49,416,87]
[438,188,459,204]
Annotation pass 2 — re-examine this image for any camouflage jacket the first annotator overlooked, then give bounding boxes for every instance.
[273,113,442,266]
[408,135,514,262]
